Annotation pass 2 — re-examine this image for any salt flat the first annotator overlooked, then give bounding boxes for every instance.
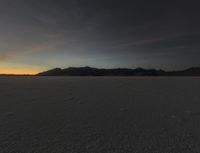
[0,77,200,153]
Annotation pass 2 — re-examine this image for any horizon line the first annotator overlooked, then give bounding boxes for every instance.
[0,66,200,75]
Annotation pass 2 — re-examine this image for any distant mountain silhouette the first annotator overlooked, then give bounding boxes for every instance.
[37,66,200,76]
[166,67,200,76]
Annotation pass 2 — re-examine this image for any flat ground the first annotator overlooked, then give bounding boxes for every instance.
[0,77,200,153]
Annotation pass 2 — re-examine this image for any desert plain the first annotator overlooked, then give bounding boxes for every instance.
[0,77,200,153]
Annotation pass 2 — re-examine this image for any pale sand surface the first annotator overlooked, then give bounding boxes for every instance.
[0,77,200,153]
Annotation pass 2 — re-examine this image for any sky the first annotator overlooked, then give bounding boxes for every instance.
[0,0,200,74]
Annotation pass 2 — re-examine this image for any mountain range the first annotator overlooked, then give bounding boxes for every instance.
[37,66,200,76]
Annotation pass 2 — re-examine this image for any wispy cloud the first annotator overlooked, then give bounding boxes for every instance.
[0,31,64,57]
[0,52,9,62]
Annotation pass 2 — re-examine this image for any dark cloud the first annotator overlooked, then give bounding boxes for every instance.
[0,0,200,70]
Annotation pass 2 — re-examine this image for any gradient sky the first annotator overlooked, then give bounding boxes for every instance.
[0,0,200,74]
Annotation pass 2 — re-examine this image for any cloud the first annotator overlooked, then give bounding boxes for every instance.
[0,52,9,62]
[0,0,200,70]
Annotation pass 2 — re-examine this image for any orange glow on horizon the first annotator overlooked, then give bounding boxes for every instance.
[0,69,39,75]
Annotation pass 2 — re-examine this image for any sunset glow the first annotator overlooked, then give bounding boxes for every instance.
[0,69,39,75]
[0,62,45,75]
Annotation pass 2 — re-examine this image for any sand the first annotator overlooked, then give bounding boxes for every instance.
[0,76,200,153]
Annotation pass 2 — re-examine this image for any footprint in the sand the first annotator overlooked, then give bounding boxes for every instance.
[120,108,128,112]
[64,97,75,103]
[5,112,15,117]
[160,114,178,120]
[190,112,200,117]
[171,114,177,119]
[184,110,200,117]
[77,100,84,104]
[68,96,75,100]
[184,110,192,115]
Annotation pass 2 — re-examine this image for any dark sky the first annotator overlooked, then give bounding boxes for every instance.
[0,0,200,73]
